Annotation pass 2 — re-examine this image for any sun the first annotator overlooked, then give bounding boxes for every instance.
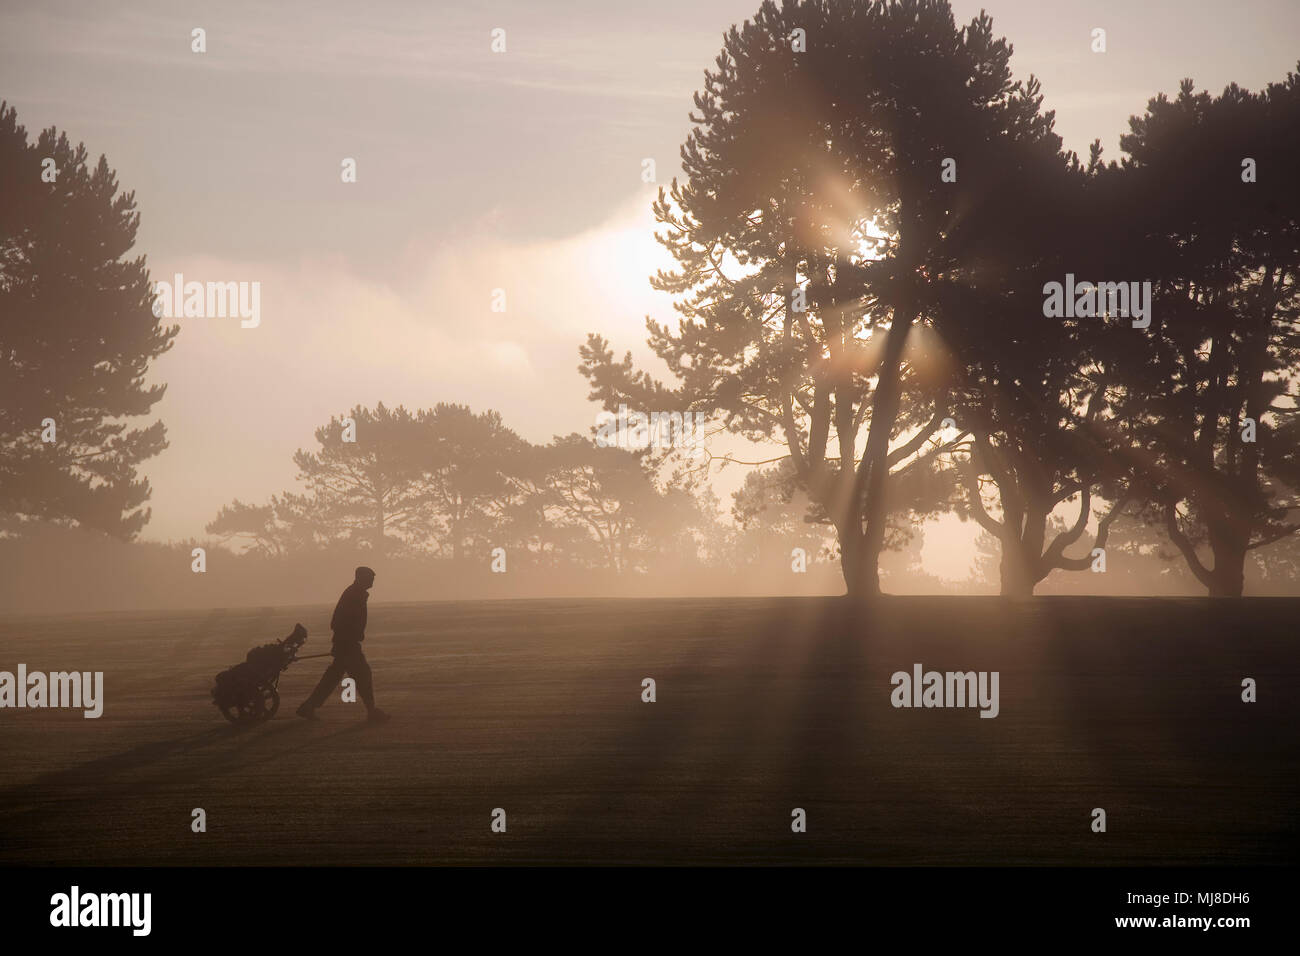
[600,221,676,296]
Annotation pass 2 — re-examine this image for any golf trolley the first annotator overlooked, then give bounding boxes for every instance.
[211,623,323,724]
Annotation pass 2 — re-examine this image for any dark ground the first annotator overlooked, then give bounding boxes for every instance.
[0,597,1295,865]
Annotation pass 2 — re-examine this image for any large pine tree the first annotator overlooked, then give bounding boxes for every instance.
[580,0,1063,596]
[1104,75,1300,595]
[0,102,176,537]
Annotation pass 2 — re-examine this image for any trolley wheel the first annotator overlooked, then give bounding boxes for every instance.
[259,683,281,720]
[220,692,265,724]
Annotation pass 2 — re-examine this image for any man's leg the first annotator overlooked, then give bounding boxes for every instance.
[341,646,388,721]
[299,655,346,715]
[348,650,376,711]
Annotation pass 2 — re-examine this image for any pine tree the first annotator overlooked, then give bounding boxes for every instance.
[1108,74,1300,595]
[580,0,1062,596]
[0,103,176,537]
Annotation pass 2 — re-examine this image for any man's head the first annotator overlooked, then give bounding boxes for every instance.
[354,566,376,589]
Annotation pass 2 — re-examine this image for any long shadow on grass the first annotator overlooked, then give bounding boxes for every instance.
[0,719,369,824]
[535,598,836,863]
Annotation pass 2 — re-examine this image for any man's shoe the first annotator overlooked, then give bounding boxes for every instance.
[367,708,391,724]
[295,703,319,721]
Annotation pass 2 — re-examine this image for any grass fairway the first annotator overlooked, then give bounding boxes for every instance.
[0,597,1296,866]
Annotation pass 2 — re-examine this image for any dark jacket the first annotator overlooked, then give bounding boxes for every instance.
[330,582,369,647]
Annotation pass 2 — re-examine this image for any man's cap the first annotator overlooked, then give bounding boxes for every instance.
[355,566,376,581]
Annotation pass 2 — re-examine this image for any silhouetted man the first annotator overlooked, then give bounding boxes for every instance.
[297,566,390,723]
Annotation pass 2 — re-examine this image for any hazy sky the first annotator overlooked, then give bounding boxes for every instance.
[3,0,1297,579]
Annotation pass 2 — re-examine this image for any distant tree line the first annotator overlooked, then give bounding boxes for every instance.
[204,402,715,573]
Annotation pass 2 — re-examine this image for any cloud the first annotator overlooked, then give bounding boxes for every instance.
[141,192,674,539]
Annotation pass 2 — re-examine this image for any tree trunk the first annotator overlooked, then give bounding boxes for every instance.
[998,540,1036,598]
[1207,524,1247,597]
[857,542,885,598]
[838,524,877,599]
[857,303,916,599]
[999,503,1048,597]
